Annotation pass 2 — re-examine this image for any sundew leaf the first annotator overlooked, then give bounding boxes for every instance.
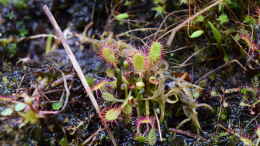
[102,92,116,102]
[148,42,162,63]
[104,108,121,121]
[240,137,253,146]
[147,128,157,145]
[208,21,222,44]
[102,92,123,102]
[115,13,129,21]
[190,30,204,38]
[132,53,145,72]
[101,47,117,65]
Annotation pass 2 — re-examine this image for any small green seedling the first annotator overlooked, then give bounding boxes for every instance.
[190,30,204,38]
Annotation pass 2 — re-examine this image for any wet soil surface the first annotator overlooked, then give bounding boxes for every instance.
[0,0,259,145]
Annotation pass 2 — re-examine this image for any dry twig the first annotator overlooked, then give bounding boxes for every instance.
[169,128,207,141]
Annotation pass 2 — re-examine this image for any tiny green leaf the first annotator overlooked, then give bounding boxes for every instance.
[115,13,129,21]
[194,15,205,23]
[6,43,17,56]
[45,35,53,54]
[2,76,9,84]
[134,136,146,143]
[190,30,204,38]
[243,16,256,25]
[217,14,229,25]
[208,21,222,44]
[152,6,165,16]
[1,108,13,116]
[15,103,27,112]
[59,137,69,146]
[85,76,95,86]
[52,102,62,110]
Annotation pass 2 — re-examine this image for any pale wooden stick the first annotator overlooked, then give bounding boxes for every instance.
[169,128,207,141]
[42,5,100,113]
[42,5,117,146]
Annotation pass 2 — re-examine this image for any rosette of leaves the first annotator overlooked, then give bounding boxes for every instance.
[97,40,213,139]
